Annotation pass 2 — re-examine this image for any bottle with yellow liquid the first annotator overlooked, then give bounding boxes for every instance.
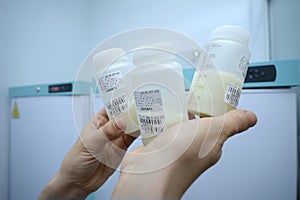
[188,25,250,117]
[131,44,188,145]
[93,48,139,134]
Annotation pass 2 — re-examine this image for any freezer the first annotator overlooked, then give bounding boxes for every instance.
[9,81,95,200]
[9,60,299,200]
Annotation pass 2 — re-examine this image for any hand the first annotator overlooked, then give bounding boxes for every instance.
[39,108,137,200]
[111,109,257,200]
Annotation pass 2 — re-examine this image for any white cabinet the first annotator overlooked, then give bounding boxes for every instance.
[183,89,298,200]
[9,89,298,200]
[9,96,90,200]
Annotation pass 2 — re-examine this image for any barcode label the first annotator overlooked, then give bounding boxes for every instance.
[106,94,128,117]
[224,83,241,107]
[97,71,124,93]
[134,89,163,112]
[238,56,249,78]
[138,115,165,135]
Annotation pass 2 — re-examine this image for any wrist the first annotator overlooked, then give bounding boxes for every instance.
[39,171,89,200]
[112,165,181,200]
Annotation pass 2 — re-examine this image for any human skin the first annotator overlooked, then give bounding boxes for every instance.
[39,108,136,200]
[39,109,257,200]
[111,109,257,200]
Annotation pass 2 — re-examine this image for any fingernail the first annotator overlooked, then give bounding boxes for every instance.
[245,111,257,127]
[113,118,126,131]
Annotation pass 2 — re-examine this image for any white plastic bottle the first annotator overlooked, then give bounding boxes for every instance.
[93,48,139,134]
[188,25,250,117]
[131,44,188,145]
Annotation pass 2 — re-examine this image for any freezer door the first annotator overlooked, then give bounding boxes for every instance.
[9,96,90,200]
[182,89,298,200]
[94,89,297,200]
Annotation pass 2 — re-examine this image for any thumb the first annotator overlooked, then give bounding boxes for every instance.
[221,109,257,140]
[198,109,257,159]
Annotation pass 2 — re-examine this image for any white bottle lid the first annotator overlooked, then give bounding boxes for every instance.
[210,25,250,46]
[93,48,127,72]
[132,43,175,66]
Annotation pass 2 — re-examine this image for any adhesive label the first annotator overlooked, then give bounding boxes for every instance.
[238,55,249,78]
[106,94,128,117]
[97,71,124,93]
[138,115,165,135]
[134,89,163,112]
[224,83,241,107]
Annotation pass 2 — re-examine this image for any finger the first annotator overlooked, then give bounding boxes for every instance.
[79,111,109,137]
[82,118,128,169]
[198,109,257,159]
[188,112,196,120]
[98,117,127,140]
[93,108,109,129]
[122,133,137,149]
[221,109,257,140]
[98,107,109,119]
[83,118,126,153]
[111,132,137,151]
[106,118,138,150]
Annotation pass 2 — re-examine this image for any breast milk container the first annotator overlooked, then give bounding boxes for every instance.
[93,48,139,134]
[188,25,250,117]
[131,45,188,145]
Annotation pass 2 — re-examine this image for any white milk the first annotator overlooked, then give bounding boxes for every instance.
[188,25,250,117]
[131,47,188,145]
[93,48,140,134]
[188,70,243,117]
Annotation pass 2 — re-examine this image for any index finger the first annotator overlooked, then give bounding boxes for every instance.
[98,107,109,119]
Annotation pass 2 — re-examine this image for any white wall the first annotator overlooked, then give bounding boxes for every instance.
[268,0,300,159]
[0,0,92,199]
[0,1,9,199]
[269,0,300,60]
[90,0,269,62]
[2,0,92,86]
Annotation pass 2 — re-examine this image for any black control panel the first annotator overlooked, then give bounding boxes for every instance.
[245,65,276,83]
[48,83,73,93]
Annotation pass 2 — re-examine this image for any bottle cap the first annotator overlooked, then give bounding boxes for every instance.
[210,25,250,46]
[93,48,127,72]
[132,43,175,66]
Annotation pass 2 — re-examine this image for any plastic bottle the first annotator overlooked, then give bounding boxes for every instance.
[188,25,250,117]
[93,48,139,134]
[131,44,188,145]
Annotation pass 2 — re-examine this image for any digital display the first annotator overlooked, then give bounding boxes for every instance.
[49,83,72,93]
[245,65,276,83]
[49,86,60,92]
